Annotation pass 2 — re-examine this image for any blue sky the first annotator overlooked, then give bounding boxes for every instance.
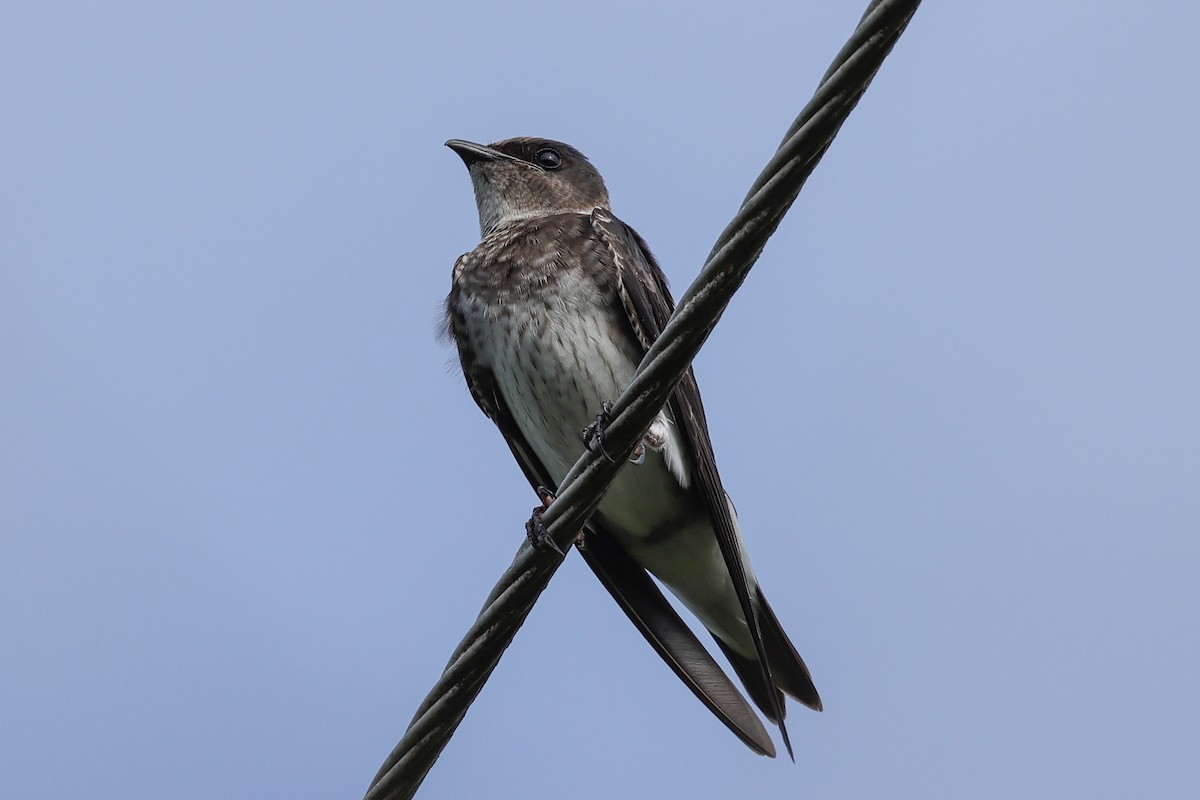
[3,2,1198,798]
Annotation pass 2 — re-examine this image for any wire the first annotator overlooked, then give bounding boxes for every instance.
[364,2,922,796]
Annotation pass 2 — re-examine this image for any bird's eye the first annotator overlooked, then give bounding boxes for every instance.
[534,148,563,170]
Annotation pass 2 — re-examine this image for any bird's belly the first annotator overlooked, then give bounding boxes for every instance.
[490,304,631,469]
[476,301,688,535]
[465,294,752,653]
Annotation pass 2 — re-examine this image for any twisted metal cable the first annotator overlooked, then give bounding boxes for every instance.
[365,2,921,796]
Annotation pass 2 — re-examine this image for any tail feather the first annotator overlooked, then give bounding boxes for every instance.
[579,528,778,756]
[714,639,787,723]
[714,592,822,720]
[757,594,822,712]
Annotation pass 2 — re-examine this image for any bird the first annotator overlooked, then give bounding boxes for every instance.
[441,136,820,757]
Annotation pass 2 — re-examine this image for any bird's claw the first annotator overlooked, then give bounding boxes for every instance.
[582,401,617,462]
[526,506,565,555]
[526,486,565,555]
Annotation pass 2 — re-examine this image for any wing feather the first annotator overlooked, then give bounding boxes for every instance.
[590,209,794,756]
[444,250,777,754]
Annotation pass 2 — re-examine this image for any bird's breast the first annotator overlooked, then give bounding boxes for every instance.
[456,269,692,536]
[464,270,635,471]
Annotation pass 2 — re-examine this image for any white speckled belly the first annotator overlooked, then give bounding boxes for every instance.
[463,273,691,538]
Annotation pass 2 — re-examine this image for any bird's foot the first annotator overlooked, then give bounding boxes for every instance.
[525,486,565,555]
[583,402,667,466]
[582,401,617,462]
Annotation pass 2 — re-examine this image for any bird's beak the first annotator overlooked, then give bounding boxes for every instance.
[445,139,505,166]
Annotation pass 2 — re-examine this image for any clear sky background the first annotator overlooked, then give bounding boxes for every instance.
[3,2,1198,798]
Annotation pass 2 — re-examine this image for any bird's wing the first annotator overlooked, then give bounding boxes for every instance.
[444,260,776,756]
[575,522,776,756]
[590,208,793,756]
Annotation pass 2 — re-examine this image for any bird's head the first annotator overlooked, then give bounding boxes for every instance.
[446,137,611,236]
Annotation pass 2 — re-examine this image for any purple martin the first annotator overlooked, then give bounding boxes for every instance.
[442,137,820,757]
